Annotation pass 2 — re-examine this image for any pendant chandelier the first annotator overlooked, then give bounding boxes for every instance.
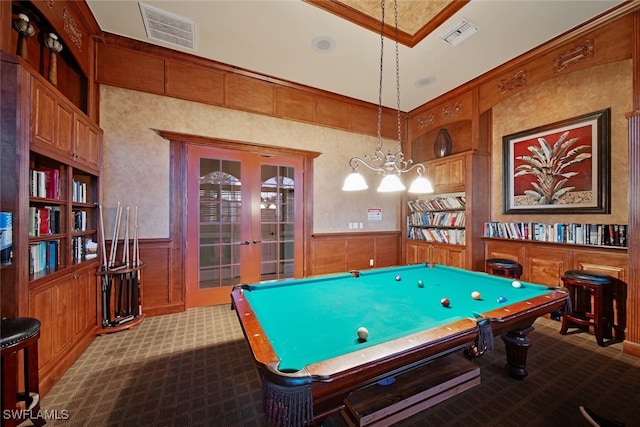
[342,0,433,194]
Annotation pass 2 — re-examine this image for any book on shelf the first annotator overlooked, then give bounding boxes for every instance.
[0,212,12,265]
[28,206,61,237]
[483,222,628,248]
[29,167,60,199]
[409,211,465,227]
[407,195,466,212]
[29,239,59,275]
[72,179,87,203]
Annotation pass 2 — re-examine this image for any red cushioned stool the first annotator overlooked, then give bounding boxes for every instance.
[560,270,615,346]
[1,317,46,427]
[485,258,522,279]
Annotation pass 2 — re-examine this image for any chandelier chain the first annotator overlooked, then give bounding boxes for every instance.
[376,0,385,147]
[394,0,401,147]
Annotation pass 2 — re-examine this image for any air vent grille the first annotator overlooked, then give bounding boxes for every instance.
[139,2,195,50]
[439,19,478,47]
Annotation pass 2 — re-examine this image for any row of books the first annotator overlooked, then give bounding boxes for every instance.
[72,236,89,263]
[72,180,88,203]
[0,212,12,265]
[407,196,466,212]
[73,210,89,232]
[28,206,61,237]
[408,227,465,245]
[408,211,465,228]
[30,168,60,199]
[29,240,59,275]
[483,222,628,248]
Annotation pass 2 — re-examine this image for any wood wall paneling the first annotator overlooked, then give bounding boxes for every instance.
[96,44,165,93]
[374,235,401,268]
[138,243,184,316]
[315,97,351,129]
[346,238,375,271]
[477,15,633,113]
[165,61,225,105]
[225,73,274,115]
[275,86,315,122]
[311,233,401,276]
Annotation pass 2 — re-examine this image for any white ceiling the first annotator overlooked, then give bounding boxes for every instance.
[85,0,624,112]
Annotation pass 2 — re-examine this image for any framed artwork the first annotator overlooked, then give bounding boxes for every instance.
[502,108,610,214]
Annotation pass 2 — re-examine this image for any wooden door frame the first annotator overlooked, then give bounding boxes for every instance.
[160,130,320,307]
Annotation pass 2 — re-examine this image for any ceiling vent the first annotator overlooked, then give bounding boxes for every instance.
[139,2,195,50]
[438,19,478,47]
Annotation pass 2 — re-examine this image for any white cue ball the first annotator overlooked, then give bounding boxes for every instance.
[471,291,481,300]
[512,280,522,288]
[357,327,369,340]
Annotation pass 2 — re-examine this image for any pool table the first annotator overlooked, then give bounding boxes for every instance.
[231,263,568,426]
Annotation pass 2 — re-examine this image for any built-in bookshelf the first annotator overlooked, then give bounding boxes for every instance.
[483,221,628,248]
[407,193,466,245]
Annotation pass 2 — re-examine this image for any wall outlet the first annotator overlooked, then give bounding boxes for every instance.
[369,259,374,266]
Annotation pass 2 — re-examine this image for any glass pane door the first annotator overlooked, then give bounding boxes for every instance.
[199,159,242,288]
[260,165,296,281]
[186,144,303,307]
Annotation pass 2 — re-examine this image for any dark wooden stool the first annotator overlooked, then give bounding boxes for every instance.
[485,258,522,279]
[560,270,615,346]
[1,317,46,427]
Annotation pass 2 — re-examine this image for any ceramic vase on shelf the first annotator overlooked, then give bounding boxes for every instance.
[433,129,453,158]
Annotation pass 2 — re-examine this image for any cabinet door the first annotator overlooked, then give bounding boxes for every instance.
[31,78,74,155]
[430,246,449,265]
[54,277,75,354]
[447,247,466,269]
[74,268,98,335]
[527,246,570,286]
[426,156,465,192]
[74,116,101,172]
[30,285,55,370]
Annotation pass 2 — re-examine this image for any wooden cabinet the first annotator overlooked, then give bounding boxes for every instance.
[404,151,490,271]
[406,241,465,268]
[31,74,101,174]
[1,54,101,395]
[484,239,629,286]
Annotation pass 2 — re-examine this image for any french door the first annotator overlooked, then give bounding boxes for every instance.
[185,144,304,307]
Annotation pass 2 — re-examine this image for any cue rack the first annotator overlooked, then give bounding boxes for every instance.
[96,203,145,334]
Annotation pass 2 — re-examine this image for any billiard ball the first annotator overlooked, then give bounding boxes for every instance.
[497,296,507,303]
[441,298,450,308]
[512,280,522,288]
[417,280,424,288]
[395,275,402,281]
[471,291,481,300]
[357,327,369,340]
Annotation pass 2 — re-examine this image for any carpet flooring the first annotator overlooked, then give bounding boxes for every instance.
[35,305,640,427]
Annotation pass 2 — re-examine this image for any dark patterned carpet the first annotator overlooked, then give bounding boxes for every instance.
[35,305,640,427]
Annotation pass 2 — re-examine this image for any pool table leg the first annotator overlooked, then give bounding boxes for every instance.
[501,326,534,380]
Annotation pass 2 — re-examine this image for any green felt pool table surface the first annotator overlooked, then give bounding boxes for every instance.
[237,263,555,372]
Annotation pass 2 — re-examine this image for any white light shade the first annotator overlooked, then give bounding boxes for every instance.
[408,176,434,194]
[342,171,368,191]
[377,174,405,192]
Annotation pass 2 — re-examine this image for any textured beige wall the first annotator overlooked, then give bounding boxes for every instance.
[100,85,403,238]
[491,60,631,225]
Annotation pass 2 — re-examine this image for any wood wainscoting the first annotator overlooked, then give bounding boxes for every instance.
[309,232,402,276]
[137,238,185,317]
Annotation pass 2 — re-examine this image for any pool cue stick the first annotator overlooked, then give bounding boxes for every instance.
[109,202,122,268]
[123,207,130,315]
[122,206,130,268]
[98,205,110,326]
[134,207,142,316]
[98,204,108,270]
